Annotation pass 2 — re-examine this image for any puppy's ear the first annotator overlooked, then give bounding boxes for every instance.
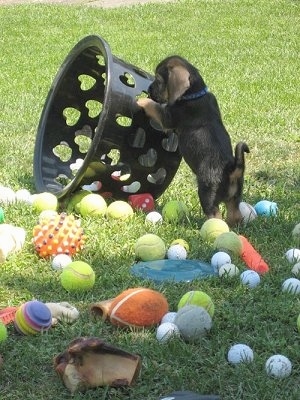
[167,65,190,104]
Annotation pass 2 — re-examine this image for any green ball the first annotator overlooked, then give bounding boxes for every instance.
[79,193,107,217]
[32,192,58,213]
[106,201,134,220]
[0,322,8,342]
[174,305,212,343]
[66,190,91,213]
[60,261,95,292]
[213,231,243,255]
[297,314,300,333]
[134,233,166,261]
[178,290,215,317]
[162,200,188,223]
[200,218,230,242]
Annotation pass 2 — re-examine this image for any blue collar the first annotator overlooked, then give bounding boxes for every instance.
[178,86,209,102]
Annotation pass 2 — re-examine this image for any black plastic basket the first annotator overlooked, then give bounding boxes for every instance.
[34,35,181,200]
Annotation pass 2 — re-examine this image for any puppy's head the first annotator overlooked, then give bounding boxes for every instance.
[148,56,204,105]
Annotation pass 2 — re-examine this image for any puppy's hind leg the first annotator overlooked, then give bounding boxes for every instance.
[197,182,222,220]
[225,198,243,227]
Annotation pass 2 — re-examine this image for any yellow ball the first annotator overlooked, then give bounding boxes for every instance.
[67,190,91,213]
[0,322,8,342]
[106,201,134,220]
[200,218,230,242]
[297,314,300,333]
[79,193,107,217]
[213,231,243,255]
[134,234,166,261]
[60,261,95,291]
[162,200,188,223]
[32,192,58,213]
[171,238,190,252]
[178,290,215,317]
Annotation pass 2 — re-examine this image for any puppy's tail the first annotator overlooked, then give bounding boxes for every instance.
[232,142,250,177]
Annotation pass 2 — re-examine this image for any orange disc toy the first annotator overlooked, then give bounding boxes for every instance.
[33,213,86,258]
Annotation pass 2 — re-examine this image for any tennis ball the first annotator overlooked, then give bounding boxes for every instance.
[177,290,214,317]
[171,238,189,252]
[0,322,8,342]
[175,305,212,343]
[109,287,169,328]
[213,231,243,255]
[32,192,58,212]
[60,261,95,291]
[162,200,188,223]
[66,190,91,213]
[297,314,300,333]
[106,200,134,220]
[79,193,107,217]
[265,355,292,379]
[134,233,166,261]
[200,218,230,242]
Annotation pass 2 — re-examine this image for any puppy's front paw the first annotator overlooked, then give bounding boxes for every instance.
[137,97,154,108]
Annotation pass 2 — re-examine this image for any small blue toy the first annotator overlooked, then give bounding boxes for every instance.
[254,200,278,216]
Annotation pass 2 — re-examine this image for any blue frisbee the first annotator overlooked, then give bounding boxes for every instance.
[130,259,217,283]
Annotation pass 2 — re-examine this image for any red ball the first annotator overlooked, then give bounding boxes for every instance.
[109,288,168,328]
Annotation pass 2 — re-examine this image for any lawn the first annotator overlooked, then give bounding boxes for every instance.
[0,0,299,399]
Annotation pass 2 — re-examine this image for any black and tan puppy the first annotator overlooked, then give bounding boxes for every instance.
[137,55,249,226]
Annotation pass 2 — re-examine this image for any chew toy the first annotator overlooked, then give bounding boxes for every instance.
[239,235,269,274]
[0,224,26,263]
[91,287,168,328]
[33,213,85,257]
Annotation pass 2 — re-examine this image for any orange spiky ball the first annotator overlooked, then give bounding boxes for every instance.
[33,213,86,258]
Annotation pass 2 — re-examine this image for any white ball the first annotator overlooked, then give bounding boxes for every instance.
[15,189,32,203]
[156,322,180,343]
[145,211,163,225]
[167,244,187,260]
[282,277,300,294]
[161,311,177,324]
[39,210,58,224]
[291,262,300,276]
[219,263,240,277]
[240,270,261,288]
[227,344,254,364]
[52,254,72,270]
[239,201,257,224]
[285,248,300,263]
[265,354,292,378]
[211,251,231,270]
[0,186,15,204]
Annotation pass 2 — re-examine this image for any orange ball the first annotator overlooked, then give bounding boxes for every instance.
[109,288,168,328]
[32,213,86,258]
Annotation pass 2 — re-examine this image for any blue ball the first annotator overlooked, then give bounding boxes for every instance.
[254,200,278,216]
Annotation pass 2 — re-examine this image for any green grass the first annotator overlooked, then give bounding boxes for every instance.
[0,0,299,399]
